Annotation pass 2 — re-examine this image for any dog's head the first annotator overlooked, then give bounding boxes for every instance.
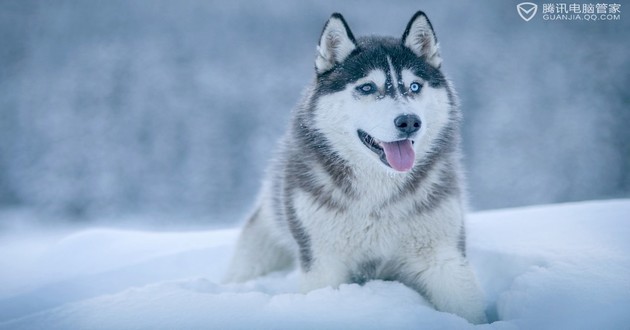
[310,12,457,173]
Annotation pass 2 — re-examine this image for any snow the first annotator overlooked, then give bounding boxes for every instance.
[1,199,629,329]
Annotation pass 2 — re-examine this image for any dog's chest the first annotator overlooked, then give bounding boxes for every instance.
[291,186,422,256]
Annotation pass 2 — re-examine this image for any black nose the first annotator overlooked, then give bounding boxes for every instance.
[394,114,421,135]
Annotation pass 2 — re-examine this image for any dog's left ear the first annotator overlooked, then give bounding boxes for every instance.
[402,11,442,69]
[315,13,357,74]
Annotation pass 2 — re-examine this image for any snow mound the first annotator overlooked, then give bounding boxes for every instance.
[1,199,629,329]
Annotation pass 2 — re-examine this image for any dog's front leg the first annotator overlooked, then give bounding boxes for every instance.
[299,257,349,293]
[400,246,487,324]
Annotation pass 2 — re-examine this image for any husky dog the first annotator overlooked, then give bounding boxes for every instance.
[224,11,486,324]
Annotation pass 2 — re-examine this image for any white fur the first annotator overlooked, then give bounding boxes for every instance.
[315,17,356,73]
[225,73,487,322]
[403,14,442,68]
[225,13,486,325]
[313,65,452,174]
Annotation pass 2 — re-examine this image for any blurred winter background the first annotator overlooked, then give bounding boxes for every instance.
[0,0,628,229]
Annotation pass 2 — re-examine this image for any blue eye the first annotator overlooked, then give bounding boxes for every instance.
[409,82,422,93]
[356,83,377,95]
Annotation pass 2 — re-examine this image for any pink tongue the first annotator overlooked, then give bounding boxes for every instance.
[381,140,415,172]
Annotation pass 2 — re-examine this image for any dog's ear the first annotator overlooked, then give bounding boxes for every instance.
[315,13,357,74]
[402,11,442,69]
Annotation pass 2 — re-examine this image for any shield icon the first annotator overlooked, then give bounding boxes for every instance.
[517,2,538,21]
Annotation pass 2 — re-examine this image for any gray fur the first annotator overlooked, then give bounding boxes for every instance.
[225,11,487,324]
[350,259,382,285]
[284,190,314,271]
[458,225,467,257]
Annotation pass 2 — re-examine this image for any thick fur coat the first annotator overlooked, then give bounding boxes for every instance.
[224,11,487,324]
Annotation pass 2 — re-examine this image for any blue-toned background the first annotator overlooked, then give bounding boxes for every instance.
[1,0,628,227]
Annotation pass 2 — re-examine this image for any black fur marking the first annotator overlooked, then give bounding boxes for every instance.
[284,188,313,271]
[291,96,357,200]
[384,58,397,99]
[357,129,390,168]
[388,47,447,89]
[380,152,458,217]
[290,159,348,212]
[458,225,467,257]
[310,31,459,219]
[350,259,381,285]
[401,11,441,69]
[411,170,457,215]
[315,13,359,74]
[276,12,464,278]
[326,13,357,45]
[315,37,446,98]
[402,11,438,47]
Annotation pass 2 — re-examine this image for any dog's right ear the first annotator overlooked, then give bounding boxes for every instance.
[315,13,357,74]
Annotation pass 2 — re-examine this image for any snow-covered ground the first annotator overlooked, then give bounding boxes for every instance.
[1,199,629,329]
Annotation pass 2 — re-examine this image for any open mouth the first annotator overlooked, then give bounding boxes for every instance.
[357,130,416,172]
